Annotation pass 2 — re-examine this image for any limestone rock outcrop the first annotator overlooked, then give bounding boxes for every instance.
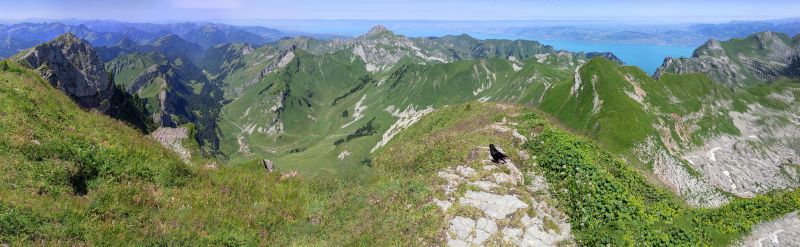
[15,33,113,112]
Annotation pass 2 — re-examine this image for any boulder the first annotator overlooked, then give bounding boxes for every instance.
[280,170,298,180]
[262,159,275,172]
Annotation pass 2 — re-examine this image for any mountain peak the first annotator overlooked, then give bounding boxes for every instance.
[55,32,82,43]
[366,25,392,36]
[758,31,776,37]
[692,38,724,57]
[116,36,136,48]
[154,33,183,42]
[15,33,113,112]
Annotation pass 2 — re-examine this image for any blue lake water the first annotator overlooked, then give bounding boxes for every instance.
[537,40,696,74]
[395,31,696,74]
[256,21,698,75]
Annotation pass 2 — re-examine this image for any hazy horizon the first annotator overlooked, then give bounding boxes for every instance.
[3,0,800,24]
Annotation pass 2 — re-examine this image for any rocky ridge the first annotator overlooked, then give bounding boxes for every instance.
[655,31,800,86]
[14,33,114,112]
[435,119,572,246]
[248,25,616,75]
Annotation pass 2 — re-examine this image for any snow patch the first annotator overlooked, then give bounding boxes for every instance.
[472,61,495,95]
[244,123,257,135]
[535,54,549,63]
[371,105,434,152]
[707,147,722,162]
[411,43,449,63]
[338,150,351,160]
[473,83,490,96]
[242,107,251,118]
[512,63,522,72]
[570,65,583,96]
[590,75,602,115]
[341,95,368,128]
[623,73,647,105]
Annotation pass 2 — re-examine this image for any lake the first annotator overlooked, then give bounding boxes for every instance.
[537,40,696,74]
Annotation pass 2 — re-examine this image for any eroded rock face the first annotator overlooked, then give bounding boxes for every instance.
[151,127,191,162]
[737,211,800,247]
[680,104,800,198]
[655,32,800,86]
[15,33,113,112]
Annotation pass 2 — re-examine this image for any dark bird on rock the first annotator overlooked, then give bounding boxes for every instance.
[489,144,507,163]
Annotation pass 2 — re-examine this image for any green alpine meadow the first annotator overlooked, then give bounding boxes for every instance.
[1,1,800,246]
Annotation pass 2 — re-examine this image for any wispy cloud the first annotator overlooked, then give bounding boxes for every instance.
[172,0,241,9]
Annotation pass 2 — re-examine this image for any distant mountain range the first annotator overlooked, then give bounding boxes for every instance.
[249,18,800,46]
[504,18,800,46]
[0,20,345,58]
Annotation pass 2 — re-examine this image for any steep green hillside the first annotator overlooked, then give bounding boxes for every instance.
[0,61,191,244]
[539,56,800,205]
[105,52,161,89]
[0,59,437,245]
[517,110,800,246]
[198,42,254,77]
[539,58,655,153]
[104,39,224,154]
[215,47,586,172]
[538,58,748,153]
[0,61,497,245]
[211,28,799,210]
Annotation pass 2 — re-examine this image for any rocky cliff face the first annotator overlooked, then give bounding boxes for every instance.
[14,33,114,112]
[655,31,800,86]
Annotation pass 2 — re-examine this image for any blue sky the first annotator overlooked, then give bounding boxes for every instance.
[3,0,799,23]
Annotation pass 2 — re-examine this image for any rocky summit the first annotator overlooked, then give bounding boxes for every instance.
[14,33,113,112]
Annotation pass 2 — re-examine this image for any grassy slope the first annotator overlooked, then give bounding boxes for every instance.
[540,58,797,165]
[0,60,507,245]
[539,58,654,153]
[0,59,433,245]
[217,49,578,173]
[105,53,159,89]
[1,65,796,246]
[519,109,800,246]
[0,61,191,244]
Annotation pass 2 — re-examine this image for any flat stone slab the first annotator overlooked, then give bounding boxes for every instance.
[449,216,475,241]
[493,172,518,185]
[447,216,498,246]
[456,165,478,178]
[474,218,498,244]
[469,181,500,191]
[460,190,528,219]
[433,198,453,211]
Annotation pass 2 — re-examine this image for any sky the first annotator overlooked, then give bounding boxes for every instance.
[2,0,799,23]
